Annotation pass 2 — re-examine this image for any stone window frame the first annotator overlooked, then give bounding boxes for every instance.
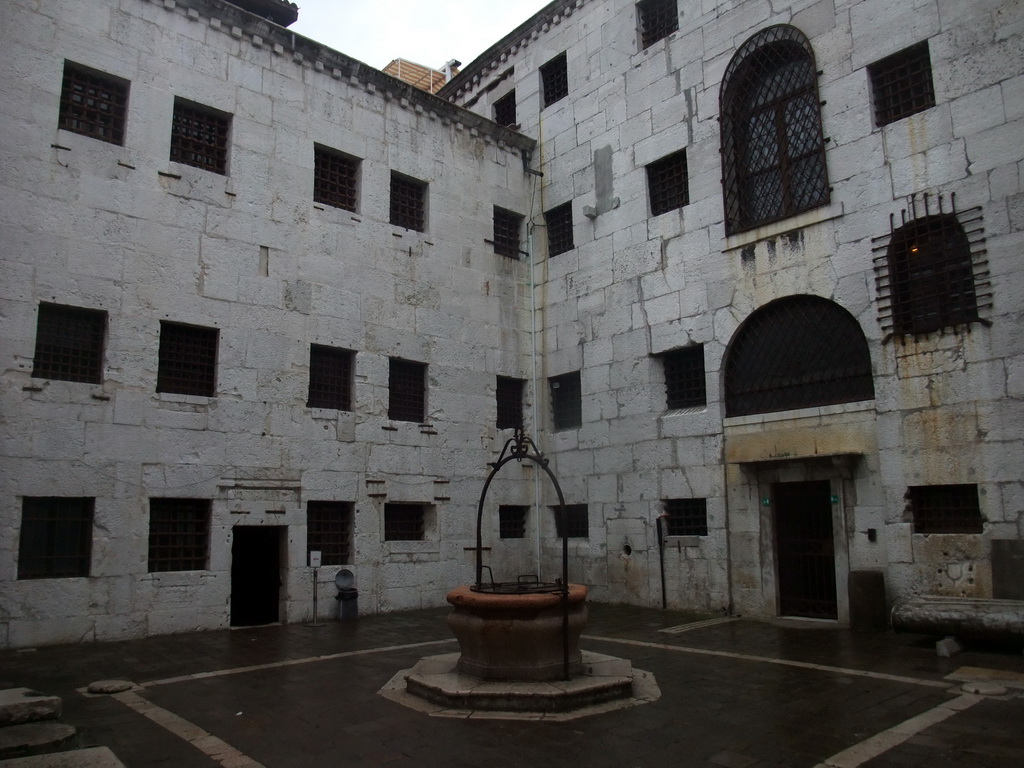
[549,371,582,431]
[384,502,428,541]
[148,498,210,572]
[660,345,706,410]
[157,321,219,397]
[493,90,517,127]
[32,302,107,384]
[540,52,569,108]
[389,171,427,232]
[906,484,983,535]
[719,25,830,235]
[307,501,353,565]
[544,201,574,257]
[553,503,589,539]
[307,344,355,411]
[663,498,708,536]
[492,206,524,259]
[58,61,129,146]
[170,97,231,175]
[496,375,526,430]
[17,497,94,580]
[388,357,427,422]
[313,144,359,212]
[867,41,936,127]
[638,0,679,50]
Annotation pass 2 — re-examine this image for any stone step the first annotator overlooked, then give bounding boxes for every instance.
[0,723,77,760]
[0,691,61,728]
[0,746,126,767]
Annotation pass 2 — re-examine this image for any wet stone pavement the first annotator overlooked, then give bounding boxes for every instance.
[2,604,1022,768]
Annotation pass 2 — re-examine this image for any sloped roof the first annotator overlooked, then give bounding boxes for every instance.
[383,59,459,95]
[226,0,298,26]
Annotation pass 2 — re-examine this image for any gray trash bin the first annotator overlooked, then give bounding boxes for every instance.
[334,569,358,621]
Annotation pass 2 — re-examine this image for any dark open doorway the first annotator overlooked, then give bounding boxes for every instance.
[230,526,283,627]
[773,480,837,619]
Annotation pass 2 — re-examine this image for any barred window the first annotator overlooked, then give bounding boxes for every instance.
[493,207,524,258]
[384,503,425,541]
[540,52,568,108]
[389,358,426,422]
[308,345,354,411]
[648,150,689,216]
[157,321,218,397]
[553,504,589,538]
[724,296,874,417]
[720,25,829,235]
[499,505,528,539]
[170,98,230,174]
[868,42,935,127]
[390,172,426,231]
[664,498,708,536]
[18,497,93,579]
[886,213,978,336]
[493,90,517,127]
[148,498,210,572]
[908,485,982,534]
[314,145,358,211]
[307,501,353,565]
[545,202,574,257]
[32,303,106,384]
[550,371,582,430]
[638,0,678,50]
[58,62,128,145]
[662,346,706,409]
[496,376,525,429]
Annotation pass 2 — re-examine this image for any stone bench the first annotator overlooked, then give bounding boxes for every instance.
[891,596,1024,647]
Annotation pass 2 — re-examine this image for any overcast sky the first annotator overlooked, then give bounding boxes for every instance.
[289,0,553,71]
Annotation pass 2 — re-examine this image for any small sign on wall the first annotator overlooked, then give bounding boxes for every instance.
[309,551,321,568]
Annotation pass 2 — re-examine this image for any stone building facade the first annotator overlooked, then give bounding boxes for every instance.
[1,0,1021,647]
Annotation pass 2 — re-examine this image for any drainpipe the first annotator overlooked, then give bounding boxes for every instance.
[656,513,668,609]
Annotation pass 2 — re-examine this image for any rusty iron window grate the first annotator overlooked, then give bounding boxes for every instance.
[307,501,353,565]
[550,371,582,430]
[384,503,425,541]
[32,303,106,384]
[148,498,209,572]
[170,98,229,174]
[493,207,524,258]
[493,90,517,127]
[662,345,706,409]
[390,172,426,231]
[720,25,829,235]
[540,52,568,107]
[907,485,982,534]
[872,193,989,341]
[496,376,525,429]
[499,505,528,539]
[638,0,678,49]
[18,497,93,579]
[724,295,874,417]
[647,150,689,216]
[544,201,574,257]
[314,145,358,211]
[553,504,589,538]
[308,345,354,411]
[664,498,708,536]
[58,62,128,145]
[157,321,218,397]
[868,42,935,126]
[389,358,426,422]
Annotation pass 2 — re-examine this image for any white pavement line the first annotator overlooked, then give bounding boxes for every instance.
[113,689,267,768]
[582,635,950,689]
[659,617,739,634]
[140,638,456,688]
[813,693,983,768]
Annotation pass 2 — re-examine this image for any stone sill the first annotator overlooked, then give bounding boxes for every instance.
[723,399,875,428]
[722,201,845,251]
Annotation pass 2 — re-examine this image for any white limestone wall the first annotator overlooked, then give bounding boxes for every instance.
[0,0,537,647]
[449,0,1024,616]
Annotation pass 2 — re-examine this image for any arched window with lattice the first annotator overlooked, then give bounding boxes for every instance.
[724,296,874,417]
[720,25,829,235]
